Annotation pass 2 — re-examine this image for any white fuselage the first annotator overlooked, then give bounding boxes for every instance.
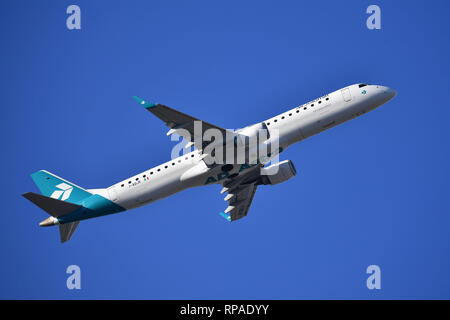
[102,84,396,210]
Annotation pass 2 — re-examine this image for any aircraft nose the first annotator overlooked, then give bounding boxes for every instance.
[381,86,397,100]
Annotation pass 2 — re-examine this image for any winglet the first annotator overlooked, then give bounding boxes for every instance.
[219,212,231,222]
[133,96,156,109]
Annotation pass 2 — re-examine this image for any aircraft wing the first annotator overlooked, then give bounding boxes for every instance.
[134,96,232,151]
[219,165,262,222]
[219,182,258,221]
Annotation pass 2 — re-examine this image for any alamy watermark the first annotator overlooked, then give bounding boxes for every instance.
[66,5,81,30]
[366,265,381,290]
[366,5,381,30]
[66,265,81,290]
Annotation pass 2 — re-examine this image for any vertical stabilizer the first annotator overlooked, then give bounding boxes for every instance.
[30,170,92,205]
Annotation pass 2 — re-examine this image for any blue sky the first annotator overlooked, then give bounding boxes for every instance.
[1,0,450,299]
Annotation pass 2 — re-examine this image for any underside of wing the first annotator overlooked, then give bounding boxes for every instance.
[220,182,258,222]
[135,97,232,151]
[219,165,263,222]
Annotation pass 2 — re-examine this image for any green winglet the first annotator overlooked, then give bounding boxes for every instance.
[133,96,156,108]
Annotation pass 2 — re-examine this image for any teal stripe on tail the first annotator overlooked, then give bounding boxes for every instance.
[30,170,92,205]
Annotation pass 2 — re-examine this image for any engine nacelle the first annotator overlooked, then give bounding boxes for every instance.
[260,160,297,185]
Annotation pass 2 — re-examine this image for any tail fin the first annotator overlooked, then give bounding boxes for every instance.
[30,170,92,205]
[24,170,92,243]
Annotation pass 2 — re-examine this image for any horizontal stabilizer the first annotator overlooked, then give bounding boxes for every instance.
[22,192,81,217]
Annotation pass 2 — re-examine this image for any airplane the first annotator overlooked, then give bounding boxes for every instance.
[23,83,396,242]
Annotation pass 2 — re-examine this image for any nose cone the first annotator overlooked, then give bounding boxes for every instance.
[379,86,397,101]
[372,85,396,105]
[385,87,397,100]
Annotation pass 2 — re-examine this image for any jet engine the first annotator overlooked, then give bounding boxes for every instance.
[260,160,296,185]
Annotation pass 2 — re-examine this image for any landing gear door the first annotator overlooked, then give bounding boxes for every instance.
[341,88,352,102]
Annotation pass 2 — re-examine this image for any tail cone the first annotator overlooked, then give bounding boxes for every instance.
[39,216,59,227]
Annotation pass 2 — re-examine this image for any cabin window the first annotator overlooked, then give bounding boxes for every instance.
[150,172,153,175]
[304,107,307,110]
[296,110,299,113]
[121,184,124,187]
[318,101,322,104]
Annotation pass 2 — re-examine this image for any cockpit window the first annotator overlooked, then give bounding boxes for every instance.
[358,84,368,88]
